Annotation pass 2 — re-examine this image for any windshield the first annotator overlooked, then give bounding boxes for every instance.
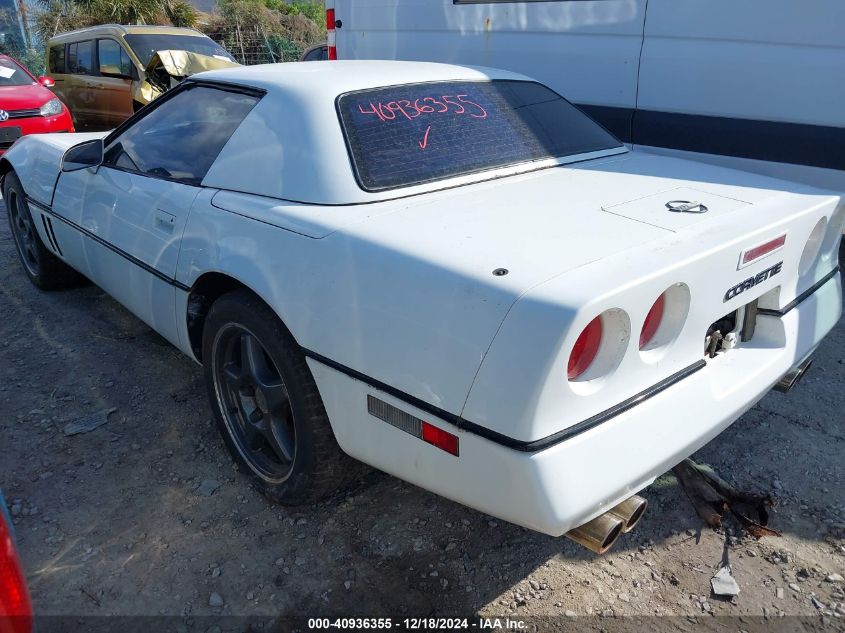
[123,34,235,67]
[0,57,35,87]
[337,80,623,192]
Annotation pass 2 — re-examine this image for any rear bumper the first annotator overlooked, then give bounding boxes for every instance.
[312,270,841,536]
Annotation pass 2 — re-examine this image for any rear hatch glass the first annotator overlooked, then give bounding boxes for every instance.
[337,80,623,192]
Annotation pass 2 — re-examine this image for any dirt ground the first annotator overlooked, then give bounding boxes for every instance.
[1,198,844,631]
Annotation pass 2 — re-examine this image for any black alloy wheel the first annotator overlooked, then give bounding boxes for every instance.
[3,171,81,290]
[202,289,358,504]
[212,324,297,482]
[7,185,40,278]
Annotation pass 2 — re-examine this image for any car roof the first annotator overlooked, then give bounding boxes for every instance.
[48,24,207,43]
[198,61,559,205]
[196,60,532,98]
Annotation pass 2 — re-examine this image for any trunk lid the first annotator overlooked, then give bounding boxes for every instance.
[341,151,805,294]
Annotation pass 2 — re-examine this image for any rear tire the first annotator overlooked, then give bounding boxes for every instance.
[3,171,81,290]
[202,289,355,505]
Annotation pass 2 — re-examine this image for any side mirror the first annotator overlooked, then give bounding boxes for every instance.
[62,138,104,172]
[38,75,55,88]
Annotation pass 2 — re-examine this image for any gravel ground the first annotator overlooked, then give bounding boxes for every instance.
[1,199,844,630]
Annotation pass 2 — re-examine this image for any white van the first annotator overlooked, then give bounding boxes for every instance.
[327,0,845,194]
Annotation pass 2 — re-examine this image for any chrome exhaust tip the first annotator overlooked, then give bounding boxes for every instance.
[607,495,648,533]
[774,358,813,393]
[565,512,624,555]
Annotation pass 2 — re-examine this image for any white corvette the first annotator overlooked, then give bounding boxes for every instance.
[2,61,842,552]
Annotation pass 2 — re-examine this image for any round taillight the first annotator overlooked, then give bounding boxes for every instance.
[639,293,666,349]
[568,316,603,380]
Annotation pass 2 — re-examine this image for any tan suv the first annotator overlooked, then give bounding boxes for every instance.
[47,24,238,130]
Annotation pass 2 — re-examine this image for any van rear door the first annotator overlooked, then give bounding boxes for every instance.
[635,0,845,188]
[332,0,647,142]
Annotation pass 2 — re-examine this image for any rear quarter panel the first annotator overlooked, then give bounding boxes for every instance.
[176,191,521,417]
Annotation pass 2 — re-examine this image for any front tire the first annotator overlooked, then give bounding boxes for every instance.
[3,171,80,290]
[202,289,354,505]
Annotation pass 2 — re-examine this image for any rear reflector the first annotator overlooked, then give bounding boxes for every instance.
[326,9,338,60]
[0,508,32,632]
[740,234,786,268]
[421,422,459,456]
[367,395,459,456]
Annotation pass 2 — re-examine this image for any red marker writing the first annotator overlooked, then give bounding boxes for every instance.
[418,125,432,150]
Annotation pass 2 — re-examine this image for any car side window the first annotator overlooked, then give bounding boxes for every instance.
[102,84,260,185]
[98,39,133,77]
[67,43,77,73]
[68,40,95,75]
[49,45,66,73]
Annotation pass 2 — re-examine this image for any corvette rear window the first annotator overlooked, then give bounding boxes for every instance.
[337,80,622,192]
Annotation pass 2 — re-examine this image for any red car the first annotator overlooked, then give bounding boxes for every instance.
[0,492,31,633]
[0,55,73,155]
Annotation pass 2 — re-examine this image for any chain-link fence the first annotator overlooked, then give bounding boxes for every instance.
[0,4,45,72]
[202,6,322,65]
[202,21,300,64]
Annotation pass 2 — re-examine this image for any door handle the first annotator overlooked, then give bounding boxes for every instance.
[154,209,176,233]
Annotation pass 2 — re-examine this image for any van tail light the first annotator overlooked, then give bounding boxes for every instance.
[639,293,666,349]
[0,507,32,633]
[568,316,603,380]
[326,8,338,60]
